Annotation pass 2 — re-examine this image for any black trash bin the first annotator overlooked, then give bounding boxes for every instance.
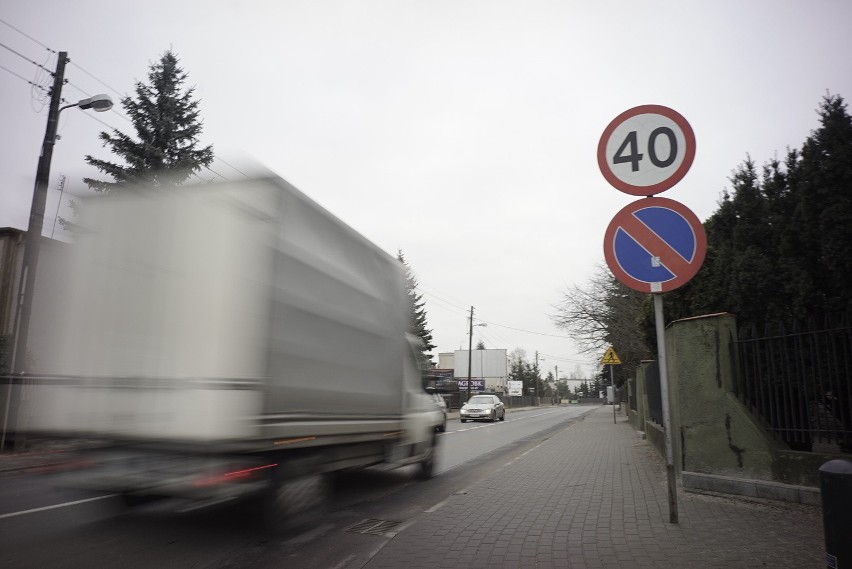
[820,459,852,569]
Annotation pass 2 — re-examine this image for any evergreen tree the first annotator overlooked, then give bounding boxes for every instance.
[397,251,436,368]
[560,93,852,369]
[784,93,852,317]
[660,93,852,329]
[84,51,213,192]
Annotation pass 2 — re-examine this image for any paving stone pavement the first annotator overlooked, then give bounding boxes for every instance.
[363,406,825,569]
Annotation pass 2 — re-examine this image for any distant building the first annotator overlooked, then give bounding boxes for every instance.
[437,349,508,394]
[0,228,69,361]
[0,228,25,336]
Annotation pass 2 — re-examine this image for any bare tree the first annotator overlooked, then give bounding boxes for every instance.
[551,264,651,382]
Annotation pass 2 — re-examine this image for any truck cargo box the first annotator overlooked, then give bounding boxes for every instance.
[23,176,424,446]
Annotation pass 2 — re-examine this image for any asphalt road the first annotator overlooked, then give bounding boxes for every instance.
[0,405,595,569]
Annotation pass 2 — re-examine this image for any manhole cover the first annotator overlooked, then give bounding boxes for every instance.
[345,519,403,537]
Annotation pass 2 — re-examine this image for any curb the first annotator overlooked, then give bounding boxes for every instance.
[682,470,822,506]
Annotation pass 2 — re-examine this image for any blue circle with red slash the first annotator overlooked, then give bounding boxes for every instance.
[604,197,706,293]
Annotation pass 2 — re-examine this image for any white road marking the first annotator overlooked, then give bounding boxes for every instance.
[0,494,118,520]
[424,499,448,513]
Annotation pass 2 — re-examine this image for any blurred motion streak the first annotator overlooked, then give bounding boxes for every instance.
[10,175,443,530]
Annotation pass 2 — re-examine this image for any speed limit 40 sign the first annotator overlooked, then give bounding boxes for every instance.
[597,105,696,196]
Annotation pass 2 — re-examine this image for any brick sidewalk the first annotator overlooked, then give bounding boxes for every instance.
[363,406,824,569]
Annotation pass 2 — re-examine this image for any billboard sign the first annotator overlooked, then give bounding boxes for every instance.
[457,379,485,390]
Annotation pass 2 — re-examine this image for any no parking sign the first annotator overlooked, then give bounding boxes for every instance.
[599,105,704,293]
[603,197,706,293]
[597,104,703,524]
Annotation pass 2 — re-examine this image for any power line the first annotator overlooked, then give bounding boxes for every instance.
[75,109,124,133]
[0,40,54,74]
[417,289,470,319]
[68,61,125,100]
[538,351,590,365]
[416,282,469,312]
[477,318,573,339]
[203,165,229,182]
[0,61,48,91]
[0,17,55,52]
[65,80,92,98]
[416,281,576,349]
[0,17,125,103]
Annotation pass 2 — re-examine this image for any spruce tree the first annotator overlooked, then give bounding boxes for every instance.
[784,93,852,316]
[663,92,852,328]
[84,50,213,191]
[397,251,436,368]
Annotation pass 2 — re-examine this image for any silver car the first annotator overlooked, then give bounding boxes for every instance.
[431,394,448,432]
[460,394,505,423]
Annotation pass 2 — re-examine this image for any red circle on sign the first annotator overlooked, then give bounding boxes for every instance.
[597,105,696,196]
[603,197,706,294]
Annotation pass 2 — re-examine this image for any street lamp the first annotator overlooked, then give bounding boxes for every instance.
[3,50,113,449]
[75,94,114,112]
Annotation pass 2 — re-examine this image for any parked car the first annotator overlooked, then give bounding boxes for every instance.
[460,394,505,423]
[431,394,448,432]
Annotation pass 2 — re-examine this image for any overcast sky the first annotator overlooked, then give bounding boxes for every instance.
[2,1,851,378]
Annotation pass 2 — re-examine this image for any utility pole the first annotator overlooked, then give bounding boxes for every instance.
[534,351,540,406]
[466,306,474,402]
[11,52,68,375]
[2,53,68,452]
[1,54,111,452]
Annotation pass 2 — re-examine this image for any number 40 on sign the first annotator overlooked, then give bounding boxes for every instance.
[597,104,696,197]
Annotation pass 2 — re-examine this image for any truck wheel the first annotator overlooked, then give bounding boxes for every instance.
[263,462,329,534]
[417,436,438,480]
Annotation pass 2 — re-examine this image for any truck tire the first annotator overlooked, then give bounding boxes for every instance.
[417,436,438,480]
[263,460,330,534]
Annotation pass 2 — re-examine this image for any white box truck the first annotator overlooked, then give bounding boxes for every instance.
[18,175,441,530]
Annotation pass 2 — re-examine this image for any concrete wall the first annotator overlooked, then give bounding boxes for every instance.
[666,313,780,481]
[631,312,840,496]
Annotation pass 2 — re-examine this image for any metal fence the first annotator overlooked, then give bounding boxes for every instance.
[733,314,852,452]
[644,360,663,425]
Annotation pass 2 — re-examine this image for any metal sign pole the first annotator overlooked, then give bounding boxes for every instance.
[610,364,616,424]
[654,293,679,524]
[599,104,698,527]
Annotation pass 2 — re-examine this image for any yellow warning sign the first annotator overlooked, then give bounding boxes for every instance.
[601,346,622,365]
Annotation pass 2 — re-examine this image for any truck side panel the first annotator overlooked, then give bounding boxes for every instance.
[262,182,408,431]
[23,177,414,444]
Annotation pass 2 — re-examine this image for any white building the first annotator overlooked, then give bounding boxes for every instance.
[438,349,508,394]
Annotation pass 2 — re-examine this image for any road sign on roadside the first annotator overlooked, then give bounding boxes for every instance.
[597,105,696,196]
[601,346,621,365]
[603,196,706,294]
